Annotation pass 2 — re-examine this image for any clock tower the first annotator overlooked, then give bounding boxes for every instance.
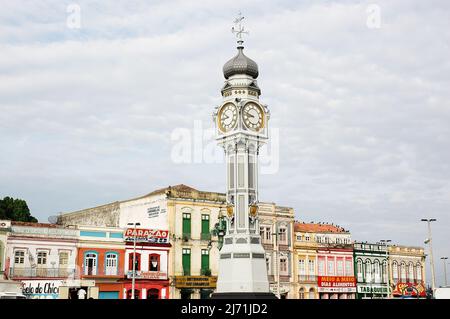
[212,14,275,298]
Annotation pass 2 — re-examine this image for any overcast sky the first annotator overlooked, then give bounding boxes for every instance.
[1,0,449,287]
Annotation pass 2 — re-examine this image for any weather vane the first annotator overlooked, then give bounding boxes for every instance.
[231,12,249,44]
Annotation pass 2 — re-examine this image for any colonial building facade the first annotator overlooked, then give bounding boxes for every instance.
[389,245,426,298]
[354,242,389,299]
[258,203,295,299]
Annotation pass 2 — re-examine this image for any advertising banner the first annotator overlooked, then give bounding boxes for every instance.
[318,276,356,293]
[357,284,389,294]
[392,282,426,297]
[21,280,64,299]
[124,228,169,244]
[174,276,218,288]
[126,271,168,280]
[120,195,168,229]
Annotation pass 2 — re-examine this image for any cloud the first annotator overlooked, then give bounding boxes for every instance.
[1,0,449,286]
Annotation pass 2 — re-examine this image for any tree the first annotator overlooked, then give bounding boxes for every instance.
[0,196,38,222]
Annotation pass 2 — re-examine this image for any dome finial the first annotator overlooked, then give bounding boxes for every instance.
[231,12,248,49]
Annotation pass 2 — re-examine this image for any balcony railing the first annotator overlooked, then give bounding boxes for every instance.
[9,267,77,279]
[80,268,125,277]
[298,275,318,282]
[201,233,212,241]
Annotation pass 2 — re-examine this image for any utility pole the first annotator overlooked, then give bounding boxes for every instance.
[380,239,392,298]
[128,222,141,299]
[441,257,448,287]
[421,219,437,295]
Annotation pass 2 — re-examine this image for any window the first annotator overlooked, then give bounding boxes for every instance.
[59,252,69,266]
[149,254,160,272]
[299,288,305,299]
[201,214,210,240]
[416,263,422,281]
[280,258,287,274]
[345,259,353,276]
[14,250,25,264]
[182,213,191,238]
[318,259,325,276]
[392,262,398,280]
[201,249,210,274]
[408,263,414,282]
[400,263,406,281]
[365,260,372,282]
[260,226,272,244]
[37,251,47,265]
[337,259,344,276]
[374,261,380,283]
[84,252,98,275]
[309,288,315,299]
[298,259,305,275]
[327,259,335,276]
[357,260,363,281]
[265,256,271,274]
[128,252,141,271]
[278,228,287,244]
[308,260,315,275]
[105,253,118,275]
[182,248,191,275]
[305,236,310,241]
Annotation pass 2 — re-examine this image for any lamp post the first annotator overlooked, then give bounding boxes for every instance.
[128,222,141,299]
[441,257,448,287]
[380,239,392,299]
[421,219,437,294]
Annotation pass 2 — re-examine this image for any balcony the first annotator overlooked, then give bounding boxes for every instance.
[298,275,318,283]
[182,233,191,241]
[200,268,212,276]
[201,233,211,241]
[9,267,77,279]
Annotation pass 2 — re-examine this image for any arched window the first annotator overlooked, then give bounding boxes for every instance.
[147,288,159,299]
[149,254,160,272]
[400,263,406,282]
[408,262,414,283]
[365,260,372,283]
[84,252,98,275]
[357,259,363,281]
[299,288,305,299]
[383,260,388,283]
[309,288,315,299]
[374,260,380,283]
[416,263,422,282]
[392,261,398,282]
[105,252,118,275]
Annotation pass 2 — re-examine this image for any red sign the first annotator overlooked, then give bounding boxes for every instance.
[392,282,426,297]
[318,276,356,292]
[125,228,169,244]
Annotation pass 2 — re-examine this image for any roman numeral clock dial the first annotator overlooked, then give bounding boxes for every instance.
[218,103,238,132]
[243,102,264,131]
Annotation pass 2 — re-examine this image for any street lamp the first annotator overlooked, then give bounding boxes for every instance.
[421,218,437,294]
[441,257,448,287]
[380,239,392,299]
[128,222,141,299]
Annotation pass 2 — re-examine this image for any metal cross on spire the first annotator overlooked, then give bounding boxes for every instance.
[231,12,249,46]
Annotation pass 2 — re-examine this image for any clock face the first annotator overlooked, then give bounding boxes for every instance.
[243,102,264,131]
[218,103,238,132]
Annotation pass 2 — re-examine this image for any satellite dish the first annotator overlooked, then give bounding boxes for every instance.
[48,215,59,224]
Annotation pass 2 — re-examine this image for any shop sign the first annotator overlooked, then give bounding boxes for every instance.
[124,228,169,244]
[392,282,426,297]
[174,276,217,288]
[21,280,63,299]
[318,276,356,293]
[357,285,389,294]
[127,271,167,280]
[269,284,289,294]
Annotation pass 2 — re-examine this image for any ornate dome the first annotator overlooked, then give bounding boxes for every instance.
[223,45,259,79]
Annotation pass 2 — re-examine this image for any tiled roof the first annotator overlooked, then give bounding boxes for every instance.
[11,221,59,228]
[294,222,348,233]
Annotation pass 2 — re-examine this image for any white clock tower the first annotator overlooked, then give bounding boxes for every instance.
[212,14,276,298]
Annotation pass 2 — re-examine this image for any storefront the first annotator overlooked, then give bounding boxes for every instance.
[21,280,64,299]
[58,279,98,299]
[357,284,389,299]
[392,282,426,298]
[174,275,217,299]
[318,276,356,299]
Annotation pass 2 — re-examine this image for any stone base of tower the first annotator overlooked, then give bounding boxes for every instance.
[213,234,274,298]
[211,292,278,299]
